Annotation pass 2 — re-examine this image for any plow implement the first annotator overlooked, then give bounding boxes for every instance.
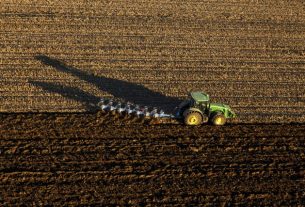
[97,98,180,124]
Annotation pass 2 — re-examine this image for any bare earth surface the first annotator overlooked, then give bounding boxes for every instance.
[1,1,305,205]
[1,0,305,123]
[1,113,305,205]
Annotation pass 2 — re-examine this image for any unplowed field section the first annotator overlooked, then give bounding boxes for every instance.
[1,113,305,205]
[1,0,305,123]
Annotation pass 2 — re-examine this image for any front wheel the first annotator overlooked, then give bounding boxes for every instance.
[184,111,202,126]
[211,113,226,126]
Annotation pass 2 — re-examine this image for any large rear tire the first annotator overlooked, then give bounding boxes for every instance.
[211,113,226,126]
[184,111,202,126]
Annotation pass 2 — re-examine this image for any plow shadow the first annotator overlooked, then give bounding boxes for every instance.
[30,55,182,112]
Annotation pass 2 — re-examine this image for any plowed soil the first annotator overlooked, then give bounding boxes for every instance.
[1,1,305,206]
[1,113,305,205]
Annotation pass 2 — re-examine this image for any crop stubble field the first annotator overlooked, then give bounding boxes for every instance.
[1,0,305,122]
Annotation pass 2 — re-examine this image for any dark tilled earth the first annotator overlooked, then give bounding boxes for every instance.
[1,113,305,206]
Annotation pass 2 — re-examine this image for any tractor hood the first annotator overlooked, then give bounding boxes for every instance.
[210,103,229,109]
[210,103,237,118]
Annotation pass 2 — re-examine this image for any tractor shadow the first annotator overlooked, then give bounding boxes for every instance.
[31,55,182,112]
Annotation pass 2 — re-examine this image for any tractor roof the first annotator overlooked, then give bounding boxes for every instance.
[190,91,209,102]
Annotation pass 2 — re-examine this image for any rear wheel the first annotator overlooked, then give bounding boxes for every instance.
[184,111,202,126]
[211,113,226,126]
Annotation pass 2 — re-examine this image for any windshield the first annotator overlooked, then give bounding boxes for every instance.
[190,99,208,108]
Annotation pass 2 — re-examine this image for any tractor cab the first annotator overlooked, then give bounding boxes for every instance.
[175,91,210,118]
[190,91,210,113]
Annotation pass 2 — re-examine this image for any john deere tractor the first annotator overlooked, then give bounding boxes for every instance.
[175,91,236,126]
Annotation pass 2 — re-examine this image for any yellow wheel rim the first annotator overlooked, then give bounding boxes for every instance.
[188,115,198,125]
[215,116,224,125]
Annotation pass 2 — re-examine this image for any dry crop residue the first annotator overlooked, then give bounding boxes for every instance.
[1,113,305,205]
[1,1,305,123]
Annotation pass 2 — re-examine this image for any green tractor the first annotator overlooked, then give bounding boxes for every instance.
[175,91,236,126]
